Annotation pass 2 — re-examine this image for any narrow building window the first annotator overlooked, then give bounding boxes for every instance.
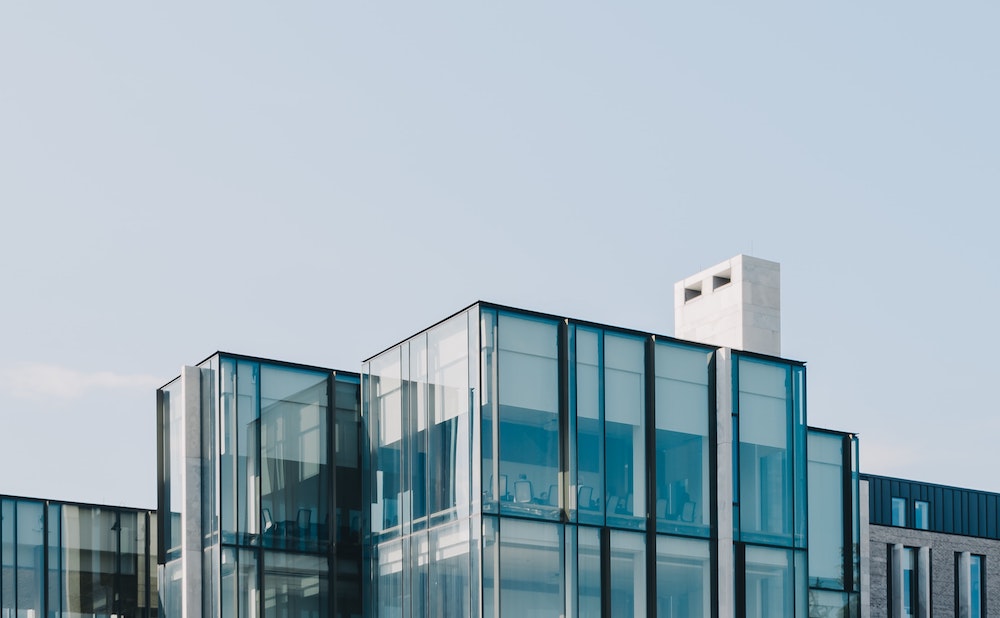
[891,497,907,527]
[914,501,929,530]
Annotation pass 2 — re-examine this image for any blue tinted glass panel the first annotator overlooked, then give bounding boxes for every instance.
[914,501,929,530]
[376,540,403,618]
[262,551,328,617]
[738,358,793,545]
[481,310,499,516]
[577,527,601,618]
[237,361,261,543]
[427,314,471,524]
[610,530,646,615]
[428,520,472,617]
[656,535,710,617]
[892,498,907,527]
[575,328,604,526]
[807,432,844,589]
[971,554,983,618]
[605,334,646,530]
[259,364,330,552]
[371,350,403,535]
[655,343,711,536]
[16,501,44,616]
[745,546,798,618]
[499,519,563,617]
[498,314,560,520]
[221,359,238,544]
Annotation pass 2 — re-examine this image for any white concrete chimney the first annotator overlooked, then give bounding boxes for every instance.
[674,255,781,356]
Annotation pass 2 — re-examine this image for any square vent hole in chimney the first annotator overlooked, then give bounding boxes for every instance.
[685,283,702,302]
[712,269,731,290]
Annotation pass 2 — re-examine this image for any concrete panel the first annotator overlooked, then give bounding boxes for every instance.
[181,365,203,618]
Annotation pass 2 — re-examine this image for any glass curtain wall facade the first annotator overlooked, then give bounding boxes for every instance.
[364,304,721,617]
[0,495,158,618]
[157,354,361,618]
[733,353,809,617]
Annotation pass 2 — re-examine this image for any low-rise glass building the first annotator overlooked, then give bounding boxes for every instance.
[0,495,158,617]
[363,302,860,617]
[157,353,362,618]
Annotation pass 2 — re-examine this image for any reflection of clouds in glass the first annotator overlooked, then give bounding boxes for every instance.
[0,362,160,400]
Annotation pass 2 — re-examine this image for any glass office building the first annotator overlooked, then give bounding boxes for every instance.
[363,302,860,618]
[157,353,362,618]
[0,495,158,617]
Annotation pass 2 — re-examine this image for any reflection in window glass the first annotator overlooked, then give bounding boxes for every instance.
[499,519,563,617]
[263,551,328,617]
[902,547,916,617]
[745,546,803,618]
[657,535,710,617]
[914,501,929,530]
[575,328,604,526]
[605,335,645,530]
[971,554,984,618]
[807,432,844,589]
[498,314,560,520]
[428,520,471,617]
[610,530,646,616]
[427,315,471,524]
[377,540,403,618]
[259,365,330,552]
[738,359,793,544]
[892,498,907,527]
[577,527,601,618]
[655,343,710,536]
[372,351,403,534]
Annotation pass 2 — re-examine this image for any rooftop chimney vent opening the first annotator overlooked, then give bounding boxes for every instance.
[684,284,702,302]
[712,270,732,290]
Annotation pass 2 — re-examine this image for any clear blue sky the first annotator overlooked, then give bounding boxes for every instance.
[1,3,997,508]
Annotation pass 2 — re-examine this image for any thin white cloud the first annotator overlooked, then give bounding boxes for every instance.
[0,362,161,401]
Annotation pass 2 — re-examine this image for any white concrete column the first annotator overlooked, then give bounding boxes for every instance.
[890,544,904,618]
[917,547,930,618]
[181,365,203,618]
[715,348,734,618]
[958,551,972,618]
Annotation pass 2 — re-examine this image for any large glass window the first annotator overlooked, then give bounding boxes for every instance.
[655,343,711,536]
[497,314,560,520]
[575,328,604,526]
[656,535,710,617]
[807,432,844,590]
[737,358,804,546]
[371,351,403,535]
[259,365,330,552]
[427,315,472,525]
[609,530,646,615]
[376,540,403,618]
[577,527,601,618]
[262,551,328,618]
[605,334,645,530]
[499,519,563,617]
[744,546,805,618]
[427,520,472,617]
[237,361,261,543]
[970,554,984,618]
[914,501,929,530]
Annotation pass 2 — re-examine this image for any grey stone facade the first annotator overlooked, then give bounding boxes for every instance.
[868,524,1000,617]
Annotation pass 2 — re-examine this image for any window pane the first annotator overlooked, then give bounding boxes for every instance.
[605,334,645,530]
[745,546,798,618]
[576,328,604,526]
[237,361,261,543]
[262,551,328,618]
[657,535,710,617]
[428,520,471,617]
[655,343,711,536]
[499,519,563,617]
[971,554,983,618]
[16,501,44,617]
[498,314,560,520]
[259,365,330,552]
[371,351,403,534]
[807,432,844,589]
[738,359,793,544]
[377,540,403,618]
[914,501,929,530]
[610,530,646,616]
[427,315,471,523]
[891,498,907,527]
[577,527,601,618]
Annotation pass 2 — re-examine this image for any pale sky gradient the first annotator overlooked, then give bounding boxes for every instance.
[1,3,998,508]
